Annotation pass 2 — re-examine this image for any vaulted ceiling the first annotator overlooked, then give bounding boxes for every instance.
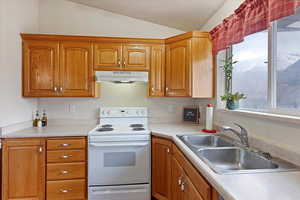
[68,0,226,31]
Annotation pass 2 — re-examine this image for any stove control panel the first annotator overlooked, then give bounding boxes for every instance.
[100,107,148,118]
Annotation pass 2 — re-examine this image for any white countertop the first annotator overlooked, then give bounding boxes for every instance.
[2,122,300,200]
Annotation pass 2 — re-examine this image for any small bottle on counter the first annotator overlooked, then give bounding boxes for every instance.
[42,109,48,127]
[33,110,39,127]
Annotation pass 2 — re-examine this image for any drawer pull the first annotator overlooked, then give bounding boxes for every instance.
[61,155,72,159]
[60,189,71,193]
[60,170,70,174]
[60,143,70,147]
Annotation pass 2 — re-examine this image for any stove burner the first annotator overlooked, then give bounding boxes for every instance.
[101,124,113,128]
[130,124,144,128]
[97,128,114,132]
[132,127,146,131]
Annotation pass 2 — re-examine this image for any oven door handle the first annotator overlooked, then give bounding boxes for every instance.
[89,142,149,147]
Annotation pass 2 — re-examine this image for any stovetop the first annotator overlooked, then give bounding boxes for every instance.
[89,123,150,136]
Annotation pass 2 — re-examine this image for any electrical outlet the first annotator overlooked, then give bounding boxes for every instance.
[69,104,76,113]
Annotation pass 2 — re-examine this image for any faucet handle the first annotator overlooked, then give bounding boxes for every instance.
[233,123,246,133]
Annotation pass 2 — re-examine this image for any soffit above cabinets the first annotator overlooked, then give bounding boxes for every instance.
[68,0,226,31]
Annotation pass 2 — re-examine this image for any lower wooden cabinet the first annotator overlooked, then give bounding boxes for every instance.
[152,136,215,200]
[1,137,87,200]
[2,138,46,200]
[152,136,172,200]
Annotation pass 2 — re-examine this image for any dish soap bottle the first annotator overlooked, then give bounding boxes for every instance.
[42,109,48,127]
[33,110,39,127]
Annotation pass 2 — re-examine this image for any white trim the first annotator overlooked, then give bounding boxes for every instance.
[268,22,277,108]
[216,109,300,125]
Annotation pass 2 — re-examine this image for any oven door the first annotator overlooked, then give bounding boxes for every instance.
[88,140,150,186]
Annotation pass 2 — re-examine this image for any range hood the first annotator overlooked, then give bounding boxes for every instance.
[95,71,148,83]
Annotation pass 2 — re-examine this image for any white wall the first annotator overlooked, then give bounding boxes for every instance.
[39,0,183,38]
[201,0,244,31]
[37,0,193,124]
[0,0,39,127]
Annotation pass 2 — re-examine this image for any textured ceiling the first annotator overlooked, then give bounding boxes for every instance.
[68,0,226,31]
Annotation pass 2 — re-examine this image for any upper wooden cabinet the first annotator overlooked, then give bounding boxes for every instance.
[149,45,165,97]
[165,32,214,98]
[94,43,151,71]
[166,39,191,97]
[60,41,94,97]
[22,35,95,97]
[152,137,173,200]
[2,138,46,200]
[23,40,60,97]
[94,43,122,70]
[123,44,150,71]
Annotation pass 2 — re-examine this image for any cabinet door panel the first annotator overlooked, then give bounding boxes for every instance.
[60,41,94,97]
[2,139,45,200]
[152,137,172,200]
[166,39,191,97]
[149,45,165,97]
[94,43,122,70]
[23,40,59,97]
[123,44,150,71]
[171,158,184,200]
[184,175,204,200]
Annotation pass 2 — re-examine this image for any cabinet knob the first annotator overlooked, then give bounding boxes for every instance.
[181,182,185,191]
[123,60,126,66]
[60,189,70,193]
[151,87,155,92]
[178,176,183,186]
[59,87,63,92]
[166,148,170,153]
[54,87,58,92]
[166,87,169,92]
[38,146,43,153]
[60,170,70,174]
[118,59,121,66]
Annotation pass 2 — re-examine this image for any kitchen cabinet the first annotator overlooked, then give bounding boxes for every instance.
[2,138,46,200]
[59,41,94,97]
[165,32,214,98]
[149,45,165,97]
[23,40,60,97]
[1,136,87,200]
[22,36,95,97]
[152,136,212,200]
[94,43,151,71]
[46,137,87,200]
[152,137,172,200]
[94,43,122,71]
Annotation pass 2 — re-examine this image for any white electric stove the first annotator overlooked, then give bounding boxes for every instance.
[88,107,151,200]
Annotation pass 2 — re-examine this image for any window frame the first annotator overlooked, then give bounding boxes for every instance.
[221,21,300,117]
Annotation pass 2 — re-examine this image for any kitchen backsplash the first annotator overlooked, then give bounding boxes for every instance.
[38,82,213,124]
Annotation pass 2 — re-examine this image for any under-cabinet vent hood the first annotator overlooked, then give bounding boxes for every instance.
[95,71,148,83]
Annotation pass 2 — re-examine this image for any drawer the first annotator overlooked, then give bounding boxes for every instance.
[47,138,86,150]
[47,150,86,163]
[47,162,86,180]
[47,179,86,200]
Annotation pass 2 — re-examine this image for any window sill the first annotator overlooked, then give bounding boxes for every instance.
[216,109,300,125]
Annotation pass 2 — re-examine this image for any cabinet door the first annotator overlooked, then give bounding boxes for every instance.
[152,137,172,200]
[166,39,191,97]
[149,45,165,97]
[171,158,184,200]
[184,175,204,200]
[94,43,122,70]
[23,40,60,97]
[123,44,150,71]
[60,41,94,97]
[2,138,46,200]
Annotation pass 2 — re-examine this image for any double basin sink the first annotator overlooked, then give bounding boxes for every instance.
[179,135,298,174]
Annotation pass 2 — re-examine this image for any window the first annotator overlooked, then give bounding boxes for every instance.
[232,31,268,109]
[223,9,300,113]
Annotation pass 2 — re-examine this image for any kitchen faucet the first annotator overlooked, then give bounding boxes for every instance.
[220,123,249,148]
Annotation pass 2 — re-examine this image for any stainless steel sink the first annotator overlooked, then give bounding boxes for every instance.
[197,147,280,174]
[178,135,299,174]
[180,135,234,149]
